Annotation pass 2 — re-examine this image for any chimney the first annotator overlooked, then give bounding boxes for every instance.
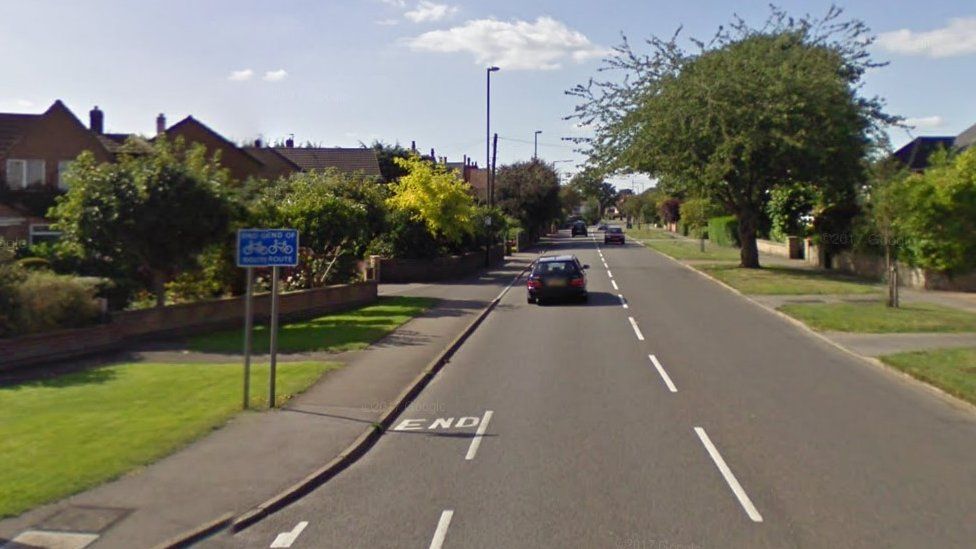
[463,155,467,166]
[285,136,295,148]
[254,138,262,148]
[411,140,416,152]
[430,148,435,159]
[89,106,104,134]
[156,113,166,135]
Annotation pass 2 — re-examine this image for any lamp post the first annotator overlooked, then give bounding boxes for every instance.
[533,130,542,159]
[485,66,500,267]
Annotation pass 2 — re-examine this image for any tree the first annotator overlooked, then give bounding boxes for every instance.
[559,184,583,219]
[568,6,897,267]
[367,140,413,182]
[50,139,232,307]
[496,160,561,240]
[766,183,817,242]
[893,147,976,275]
[658,197,682,226]
[387,155,476,245]
[680,197,722,238]
[568,168,617,215]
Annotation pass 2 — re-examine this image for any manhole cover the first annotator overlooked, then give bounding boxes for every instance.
[35,506,130,534]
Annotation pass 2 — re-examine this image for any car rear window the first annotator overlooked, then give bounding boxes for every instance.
[608,227,623,233]
[534,261,579,276]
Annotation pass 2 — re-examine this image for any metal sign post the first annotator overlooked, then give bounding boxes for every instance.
[242,267,254,409]
[236,228,299,409]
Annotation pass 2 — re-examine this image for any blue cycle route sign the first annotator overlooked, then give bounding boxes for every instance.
[237,228,299,267]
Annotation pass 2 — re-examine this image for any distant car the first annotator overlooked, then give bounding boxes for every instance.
[571,221,588,237]
[527,255,589,304]
[597,223,609,231]
[604,227,625,245]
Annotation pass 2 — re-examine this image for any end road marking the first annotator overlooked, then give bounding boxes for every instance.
[611,279,619,290]
[270,521,308,548]
[648,354,677,392]
[628,316,645,341]
[465,409,494,460]
[429,510,455,549]
[618,294,628,309]
[694,427,763,523]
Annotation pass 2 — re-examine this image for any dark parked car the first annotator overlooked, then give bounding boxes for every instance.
[604,226,625,245]
[527,255,589,304]
[571,221,588,237]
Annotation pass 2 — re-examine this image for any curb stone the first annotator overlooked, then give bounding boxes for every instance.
[157,256,538,546]
[636,239,976,416]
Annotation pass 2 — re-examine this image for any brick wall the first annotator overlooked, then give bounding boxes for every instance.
[0,281,377,371]
[375,246,505,283]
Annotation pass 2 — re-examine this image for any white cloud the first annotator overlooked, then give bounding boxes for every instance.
[376,18,400,26]
[263,69,288,82]
[405,1,457,23]
[904,115,946,129]
[228,69,254,81]
[878,17,976,58]
[15,99,33,107]
[406,16,606,70]
[380,0,406,6]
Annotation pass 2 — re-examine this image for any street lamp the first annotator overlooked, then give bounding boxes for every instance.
[533,130,542,159]
[485,66,500,267]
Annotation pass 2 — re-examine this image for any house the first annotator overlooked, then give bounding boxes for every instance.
[257,140,382,178]
[893,122,976,171]
[158,115,266,182]
[0,101,115,242]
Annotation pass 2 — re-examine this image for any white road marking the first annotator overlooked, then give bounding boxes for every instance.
[618,294,628,309]
[611,280,619,290]
[607,270,614,278]
[628,316,645,341]
[270,521,309,548]
[648,354,677,392]
[428,510,455,549]
[465,409,494,460]
[694,427,764,522]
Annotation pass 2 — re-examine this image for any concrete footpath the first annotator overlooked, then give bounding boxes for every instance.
[0,251,536,549]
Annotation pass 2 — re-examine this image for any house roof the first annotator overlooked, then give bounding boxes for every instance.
[0,113,41,157]
[892,136,955,171]
[955,122,976,151]
[242,146,301,179]
[271,147,382,177]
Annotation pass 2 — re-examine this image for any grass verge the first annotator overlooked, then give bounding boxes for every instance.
[188,295,436,354]
[880,347,976,405]
[0,361,335,518]
[624,226,682,240]
[640,239,743,261]
[780,301,976,333]
[699,264,880,295]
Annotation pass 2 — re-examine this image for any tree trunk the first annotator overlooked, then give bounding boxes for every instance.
[737,208,761,268]
[152,271,166,308]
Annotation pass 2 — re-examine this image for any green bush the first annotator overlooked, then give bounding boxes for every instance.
[13,271,102,335]
[708,216,740,247]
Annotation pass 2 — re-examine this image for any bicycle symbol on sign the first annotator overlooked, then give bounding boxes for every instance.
[267,239,294,255]
[243,240,268,255]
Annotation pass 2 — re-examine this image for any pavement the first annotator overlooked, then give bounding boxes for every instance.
[202,231,976,548]
[0,250,538,549]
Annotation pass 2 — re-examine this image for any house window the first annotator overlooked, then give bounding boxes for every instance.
[29,223,61,245]
[4,159,45,189]
[58,161,72,190]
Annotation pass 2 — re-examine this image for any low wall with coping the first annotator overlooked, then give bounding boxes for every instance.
[374,245,505,283]
[830,251,976,292]
[0,281,378,371]
[756,237,803,259]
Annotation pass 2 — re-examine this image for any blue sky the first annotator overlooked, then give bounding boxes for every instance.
[2,1,974,189]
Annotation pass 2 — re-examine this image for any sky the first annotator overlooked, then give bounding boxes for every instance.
[2,0,974,190]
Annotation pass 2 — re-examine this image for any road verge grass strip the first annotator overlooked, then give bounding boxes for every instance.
[779,301,976,333]
[880,347,976,406]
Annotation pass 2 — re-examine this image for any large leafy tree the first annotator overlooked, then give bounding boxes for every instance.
[50,139,232,306]
[387,155,476,245]
[496,160,562,240]
[568,6,897,267]
[568,168,617,215]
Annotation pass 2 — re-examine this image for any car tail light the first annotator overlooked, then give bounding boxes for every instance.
[527,278,542,289]
[570,277,585,287]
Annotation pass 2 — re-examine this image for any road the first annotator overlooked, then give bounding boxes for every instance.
[208,231,976,548]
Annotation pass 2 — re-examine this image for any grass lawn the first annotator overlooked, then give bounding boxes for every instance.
[780,301,976,333]
[880,347,976,405]
[699,264,881,295]
[624,226,682,240]
[188,295,436,354]
[641,239,743,261]
[0,361,335,518]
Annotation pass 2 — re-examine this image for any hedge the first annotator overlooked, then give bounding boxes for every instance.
[708,216,740,248]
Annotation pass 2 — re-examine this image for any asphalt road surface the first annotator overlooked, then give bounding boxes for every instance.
[207,231,976,548]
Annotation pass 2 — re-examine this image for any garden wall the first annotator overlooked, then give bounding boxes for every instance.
[0,281,378,371]
[756,237,803,260]
[374,245,506,283]
[830,250,976,292]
